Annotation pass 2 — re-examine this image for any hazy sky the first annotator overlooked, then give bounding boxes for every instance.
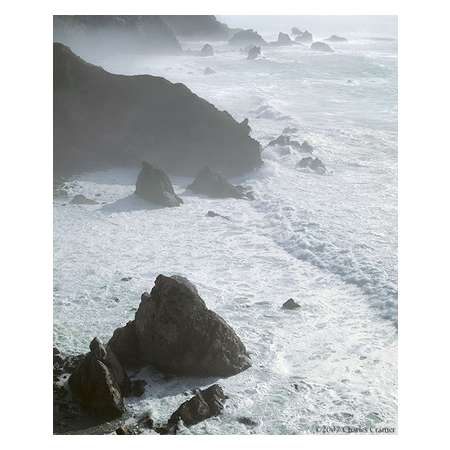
[219,15,397,38]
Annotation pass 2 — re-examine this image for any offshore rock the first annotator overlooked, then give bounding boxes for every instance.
[135,161,183,207]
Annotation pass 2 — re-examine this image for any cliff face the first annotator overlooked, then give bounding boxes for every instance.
[160,15,231,40]
[53,16,182,57]
[53,43,262,177]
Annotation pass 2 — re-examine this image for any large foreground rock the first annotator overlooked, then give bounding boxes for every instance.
[109,275,251,376]
[54,43,262,177]
[135,161,183,207]
[69,338,130,418]
[187,166,250,199]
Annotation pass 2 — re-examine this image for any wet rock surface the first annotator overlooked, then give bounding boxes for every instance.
[311,41,334,52]
[297,156,327,174]
[282,298,301,310]
[113,275,251,376]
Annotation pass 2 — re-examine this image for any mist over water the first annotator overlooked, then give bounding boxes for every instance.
[54,16,397,433]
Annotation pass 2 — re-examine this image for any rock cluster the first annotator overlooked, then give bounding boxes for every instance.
[70,194,98,205]
[229,29,266,46]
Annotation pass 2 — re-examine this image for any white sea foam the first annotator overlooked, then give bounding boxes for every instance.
[54,35,397,433]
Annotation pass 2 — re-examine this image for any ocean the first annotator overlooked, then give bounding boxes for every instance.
[54,30,397,433]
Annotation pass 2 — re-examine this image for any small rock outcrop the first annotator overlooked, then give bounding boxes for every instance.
[135,161,183,207]
[291,27,302,36]
[167,384,227,429]
[206,210,230,221]
[68,337,130,418]
[311,41,334,52]
[110,275,251,376]
[282,298,301,310]
[203,67,216,75]
[276,32,292,45]
[297,156,327,174]
[247,46,261,60]
[187,166,250,199]
[268,134,301,150]
[229,29,266,46]
[70,194,98,205]
[295,30,313,43]
[325,35,347,42]
[200,43,214,56]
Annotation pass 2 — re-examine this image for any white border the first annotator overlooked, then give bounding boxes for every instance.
[2,0,449,448]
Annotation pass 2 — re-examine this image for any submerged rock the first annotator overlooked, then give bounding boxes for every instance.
[68,337,130,418]
[282,126,298,134]
[168,384,227,429]
[297,156,327,174]
[282,298,301,310]
[268,134,302,150]
[70,194,98,205]
[295,30,313,43]
[200,43,214,56]
[238,416,258,427]
[311,41,334,52]
[111,275,251,376]
[325,35,347,42]
[247,45,261,60]
[229,29,266,46]
[135,161,183,207]
[206,210,231,221]
[187,166,250,199]
[300,140,314,153]
[203,67,216,75]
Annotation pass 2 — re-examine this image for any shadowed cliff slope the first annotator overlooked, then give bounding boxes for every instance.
[54,43,262,176]
[53,15,182,58]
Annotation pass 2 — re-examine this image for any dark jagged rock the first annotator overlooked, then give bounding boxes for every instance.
[53,15,182,58]
[108,321,140,368]
[238,417,258,427]
[70,194,98,205]
[54,43,262,177]
[282,298,301,310]
[161,15,231,41]
[300,140,314,153]
[187,166,250,200]
[120,276,132,282]
[68,337,130,418]
[325,35,347,42]
[206,210,231,221]
[247,46,261,60]
[203,67,216,75]
[268,134,301,150]
[200,43,214,56]
[113,275,251,376]
[135,161,183,207]
[229,29,266,47]
[130,379,147,397]
[297,156,327,174]
[295,30,313,43]
[311,41,334,52]
[167,384,226,429]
